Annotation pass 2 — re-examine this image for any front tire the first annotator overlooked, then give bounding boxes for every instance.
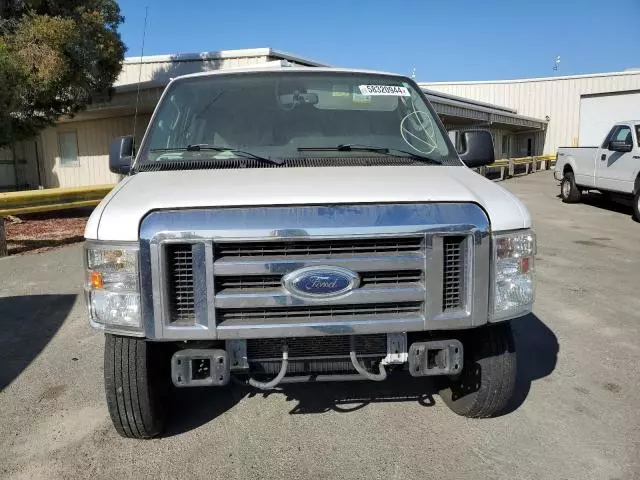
[438,322,516,418]
[560,172,581,203]
[104,335,171,439]
[633,190,640,222]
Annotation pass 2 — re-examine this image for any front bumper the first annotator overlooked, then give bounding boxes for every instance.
[170,334,465,388]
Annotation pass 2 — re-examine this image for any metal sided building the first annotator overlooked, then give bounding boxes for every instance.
[420,70,640,155]
[422,89,547,160]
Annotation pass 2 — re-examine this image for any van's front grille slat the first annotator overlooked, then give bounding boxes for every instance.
[166,244,196,324]
[443,237,465,311]
[216,238,422,258]
[215,270,423,291]
[218,302,423,323]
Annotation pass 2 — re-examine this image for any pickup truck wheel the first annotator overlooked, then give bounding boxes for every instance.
[560,172,581,203]
[633,190,640,222]
[438,322,516,418]
[104,335,171,439]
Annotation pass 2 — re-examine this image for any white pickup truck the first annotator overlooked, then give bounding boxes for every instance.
[555,121,640,220]
[85,67,536,438]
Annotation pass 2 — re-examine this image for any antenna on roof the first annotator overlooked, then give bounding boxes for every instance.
[131,6,149,162]
[410,67,416,79]
[553,55,561,71]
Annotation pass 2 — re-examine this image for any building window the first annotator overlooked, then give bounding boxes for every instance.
[58,131,79,166]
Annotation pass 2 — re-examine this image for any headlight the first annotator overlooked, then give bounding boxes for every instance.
[84,242,142,332]
[491,230,536,321]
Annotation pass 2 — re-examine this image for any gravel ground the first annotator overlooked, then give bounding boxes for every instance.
[4,210,88,255]
[0,171,638,480]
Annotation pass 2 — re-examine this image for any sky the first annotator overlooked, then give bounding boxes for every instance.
[116,0,640,82]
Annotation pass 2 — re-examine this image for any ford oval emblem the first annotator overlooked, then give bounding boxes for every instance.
[283,266,360,299]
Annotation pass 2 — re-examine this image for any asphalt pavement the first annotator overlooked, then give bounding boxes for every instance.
[0,170,639,480]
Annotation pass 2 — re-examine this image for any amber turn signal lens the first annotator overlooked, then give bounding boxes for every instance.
[89,271,104,289]
[520,257,530,274]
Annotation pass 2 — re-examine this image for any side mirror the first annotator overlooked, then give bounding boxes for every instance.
[458,130,495,168]
[109,136,134,174]
[608,140,633,153]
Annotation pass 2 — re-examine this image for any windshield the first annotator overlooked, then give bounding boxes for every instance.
[137,71,460,166]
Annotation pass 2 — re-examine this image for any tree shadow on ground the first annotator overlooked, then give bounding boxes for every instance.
[164,313,558,436]
[0,294,76,391]
[8,236,85,255]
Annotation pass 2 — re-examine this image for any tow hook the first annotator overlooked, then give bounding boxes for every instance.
[408,340,464,376]
[171,349,230,387]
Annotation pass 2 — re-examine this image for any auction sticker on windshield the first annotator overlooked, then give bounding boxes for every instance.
[359,85,410,96]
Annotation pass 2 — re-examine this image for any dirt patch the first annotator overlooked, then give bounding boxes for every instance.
[4,210,90,255]
[39,385,67,402]
[602,382,621,393]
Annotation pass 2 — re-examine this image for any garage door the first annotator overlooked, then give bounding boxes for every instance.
[579,91,640,146]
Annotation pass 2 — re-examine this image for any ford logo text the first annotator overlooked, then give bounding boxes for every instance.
[283,266,360,298]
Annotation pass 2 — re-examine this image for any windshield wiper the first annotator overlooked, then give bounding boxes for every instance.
[150,145,284,165]
[297,144,441,164]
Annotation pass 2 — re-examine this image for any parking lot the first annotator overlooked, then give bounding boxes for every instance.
[0,170,638,480]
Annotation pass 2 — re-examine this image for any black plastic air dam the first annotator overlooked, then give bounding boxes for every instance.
[243,338,387,390]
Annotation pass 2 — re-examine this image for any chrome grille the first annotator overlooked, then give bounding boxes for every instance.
[146,203,490,340]
[443,237,464,311]
[211,236,427,333]
[166,244,195,323]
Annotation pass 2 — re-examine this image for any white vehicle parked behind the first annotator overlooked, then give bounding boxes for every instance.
[555,121,640,220]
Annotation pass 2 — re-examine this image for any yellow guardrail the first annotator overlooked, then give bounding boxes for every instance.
[0,184,115,216]
[489,154,556,167]
[483,154,556,178]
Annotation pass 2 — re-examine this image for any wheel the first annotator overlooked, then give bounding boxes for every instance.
[633,190,640,222]
[104,334,171,438]
[438,322,516,418]
[560,172,581,203]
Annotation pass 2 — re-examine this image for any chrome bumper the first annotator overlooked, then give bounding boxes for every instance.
[139,203,491,340]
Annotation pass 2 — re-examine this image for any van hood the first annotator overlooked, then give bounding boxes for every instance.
[85,166,531,240]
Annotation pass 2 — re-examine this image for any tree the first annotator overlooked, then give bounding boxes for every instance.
[0,0,126,147]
